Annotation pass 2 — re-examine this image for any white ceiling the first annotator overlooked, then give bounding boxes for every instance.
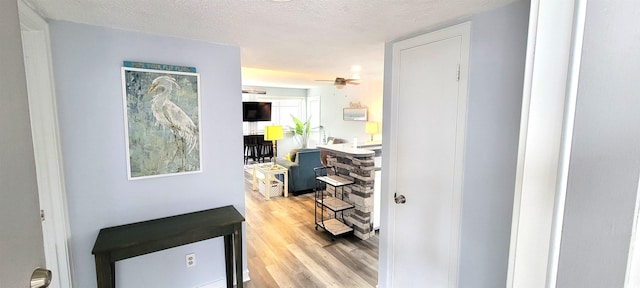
[24,0,521,88]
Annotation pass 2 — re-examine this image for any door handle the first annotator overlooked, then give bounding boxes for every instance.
[394,193,406,204]
[30,268,51,288]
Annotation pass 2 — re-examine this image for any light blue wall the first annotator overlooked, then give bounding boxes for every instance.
[49,22,245,288]
[380,1,529,287]
[458,2,529,287]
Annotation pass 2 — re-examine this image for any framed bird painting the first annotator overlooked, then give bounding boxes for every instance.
[121,64,202,179]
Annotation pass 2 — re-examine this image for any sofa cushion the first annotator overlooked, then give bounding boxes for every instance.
[276,148,322,194]
[289,148,300,162]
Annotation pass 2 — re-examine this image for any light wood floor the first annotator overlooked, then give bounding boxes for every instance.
[243,168,379,288]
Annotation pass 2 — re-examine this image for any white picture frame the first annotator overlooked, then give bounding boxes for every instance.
[343,107,367,121]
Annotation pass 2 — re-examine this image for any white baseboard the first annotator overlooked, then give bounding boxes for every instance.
[197,281,224,288]
[197,269,250,288]
[242,268,250,284]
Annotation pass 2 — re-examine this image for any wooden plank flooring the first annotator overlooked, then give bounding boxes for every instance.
[243,168,379,288]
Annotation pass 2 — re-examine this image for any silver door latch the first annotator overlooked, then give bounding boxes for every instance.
[394,193,406,204]
[30,267,51,288]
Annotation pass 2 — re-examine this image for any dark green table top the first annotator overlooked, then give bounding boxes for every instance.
[92,205,244,258]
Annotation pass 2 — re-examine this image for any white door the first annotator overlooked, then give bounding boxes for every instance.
[18,2,72,287]
[387,22,470,287]
[1,1,48,287]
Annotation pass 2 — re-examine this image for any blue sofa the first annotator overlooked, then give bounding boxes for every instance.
[276,148,322,195]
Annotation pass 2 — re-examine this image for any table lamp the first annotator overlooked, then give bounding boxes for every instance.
[365,121,379,141]
[264,125,283,169]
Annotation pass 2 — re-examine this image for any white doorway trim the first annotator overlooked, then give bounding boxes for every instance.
[18,1,73,287]
[625,174,640,287]
[506,0,585,287]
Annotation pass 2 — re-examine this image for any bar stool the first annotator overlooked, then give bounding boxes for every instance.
[244,136,259,164]
[259,140,273,163]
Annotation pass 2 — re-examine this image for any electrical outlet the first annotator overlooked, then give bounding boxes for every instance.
[186,253,196,268]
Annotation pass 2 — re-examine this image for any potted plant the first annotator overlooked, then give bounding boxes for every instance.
[290,115,311,148]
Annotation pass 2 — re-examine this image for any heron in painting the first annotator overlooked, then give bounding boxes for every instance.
[147,76,198,168]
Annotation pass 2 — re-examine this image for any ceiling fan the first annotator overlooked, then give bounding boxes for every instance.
[316,77,360,89]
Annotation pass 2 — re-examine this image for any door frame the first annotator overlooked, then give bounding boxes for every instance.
[381,22,471,287]
[505,1,585,287]
[627,178,640,287]
[18,1,73,287]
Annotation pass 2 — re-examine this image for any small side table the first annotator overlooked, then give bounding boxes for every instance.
[92,205,244,288]
[252,163,288,200]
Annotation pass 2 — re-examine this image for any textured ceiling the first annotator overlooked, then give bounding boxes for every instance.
[24,0,521,88]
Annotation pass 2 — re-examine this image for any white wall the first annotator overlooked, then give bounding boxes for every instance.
[308,79,383,144]
[241,82,384,156]
[242,86,307,98]
[0,1,46,286]
[49,21,245,288]
[556,0,640,286]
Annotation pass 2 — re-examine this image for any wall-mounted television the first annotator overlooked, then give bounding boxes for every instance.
[242,102,272,122]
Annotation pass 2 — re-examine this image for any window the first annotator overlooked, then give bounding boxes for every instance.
[307,96,323,144]
[308,97,321,129]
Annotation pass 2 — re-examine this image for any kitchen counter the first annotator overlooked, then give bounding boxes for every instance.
[316,143,375,157]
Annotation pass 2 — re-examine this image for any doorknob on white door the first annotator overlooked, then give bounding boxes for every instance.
[394,193,406,204]
[30,267,51,288]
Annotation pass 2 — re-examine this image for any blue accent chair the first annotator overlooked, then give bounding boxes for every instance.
[276,148,322,195]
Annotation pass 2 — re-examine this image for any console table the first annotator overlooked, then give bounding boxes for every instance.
[92,205,245,288]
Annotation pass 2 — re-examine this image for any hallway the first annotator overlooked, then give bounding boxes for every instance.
[243,168,379,287]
